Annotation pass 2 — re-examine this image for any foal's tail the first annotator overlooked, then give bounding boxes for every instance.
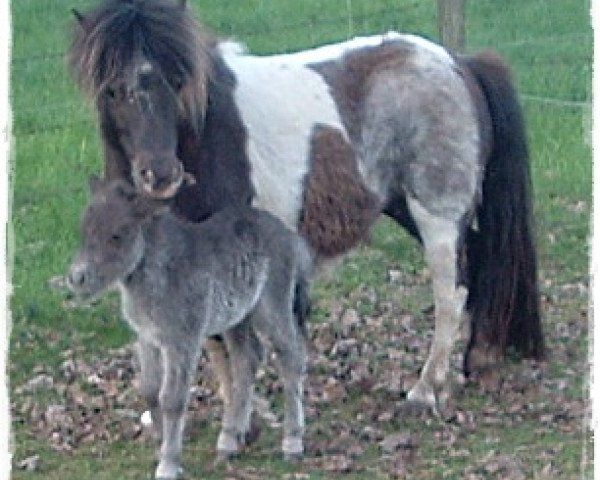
[293,240,314,339]
[293,276,311,339]
[462,52,544,371]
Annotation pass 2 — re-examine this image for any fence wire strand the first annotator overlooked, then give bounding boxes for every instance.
[11,3,591,137]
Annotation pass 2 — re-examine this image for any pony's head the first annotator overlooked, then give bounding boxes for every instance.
[69,0,213,198]
[67,176,165,300]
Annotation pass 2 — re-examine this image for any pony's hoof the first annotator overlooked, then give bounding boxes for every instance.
[407,381,437,409]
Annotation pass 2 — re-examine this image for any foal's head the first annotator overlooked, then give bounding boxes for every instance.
[69,0,213,198]
[67,177,162,300]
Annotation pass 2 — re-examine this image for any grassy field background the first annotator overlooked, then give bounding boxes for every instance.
[9,0,592,478]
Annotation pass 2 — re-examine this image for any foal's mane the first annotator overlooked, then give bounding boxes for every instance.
[69,0,214,121]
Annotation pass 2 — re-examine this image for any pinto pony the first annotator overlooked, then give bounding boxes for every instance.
[68,0,544,412]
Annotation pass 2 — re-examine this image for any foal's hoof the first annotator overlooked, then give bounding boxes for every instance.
[282,436,303,463]
[216,430,242,461]
[283,451,304,463]
[155,463,183,479]
[216,449,240,462]
[397,399,434,418]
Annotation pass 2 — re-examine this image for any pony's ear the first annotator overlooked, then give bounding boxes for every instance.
[88,175,104,194]
[177,0,187,10]
[71,9,89,30]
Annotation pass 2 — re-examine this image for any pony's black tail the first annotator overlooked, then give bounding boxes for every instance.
[462,52,544,372]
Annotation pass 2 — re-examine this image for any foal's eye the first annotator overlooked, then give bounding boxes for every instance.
[110,234,122,243]
[105,87,116,99]
[171,75,184,92]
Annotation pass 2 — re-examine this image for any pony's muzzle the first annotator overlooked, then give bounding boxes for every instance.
[134,157,185,199]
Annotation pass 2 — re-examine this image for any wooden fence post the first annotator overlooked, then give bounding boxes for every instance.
[438,0,466,52]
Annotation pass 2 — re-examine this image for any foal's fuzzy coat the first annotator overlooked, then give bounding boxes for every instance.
[67,178,311,479]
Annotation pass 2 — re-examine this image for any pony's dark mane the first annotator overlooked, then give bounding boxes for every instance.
[69,0,214,121]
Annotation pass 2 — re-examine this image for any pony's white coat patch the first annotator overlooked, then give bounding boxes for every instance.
[221,31,452,68]
[398,34,453,64]
[139,61,152,73]
[220,33,455,228]
[222,50,346,228]
[221,32,452,66]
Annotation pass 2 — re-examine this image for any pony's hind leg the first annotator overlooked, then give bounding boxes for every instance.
[405,198,468,413]
[217,322,258,458]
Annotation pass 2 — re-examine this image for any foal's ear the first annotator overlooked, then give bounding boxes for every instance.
[114,181,138,202]
[132,197,169,221]
[71,9,89,30]
[177,0,187,10]
[88,175,104,194]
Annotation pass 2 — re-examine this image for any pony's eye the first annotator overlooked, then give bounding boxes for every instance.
[110,234,122,243]
[105,87,116,99]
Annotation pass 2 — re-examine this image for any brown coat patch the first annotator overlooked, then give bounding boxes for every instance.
[299,125,381,257]
[310,40,413,144]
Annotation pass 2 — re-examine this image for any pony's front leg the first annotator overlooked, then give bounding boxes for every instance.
[155,344,198,480]
[136,340,163,442]
[204,336,235,408]
[406,200,467,413]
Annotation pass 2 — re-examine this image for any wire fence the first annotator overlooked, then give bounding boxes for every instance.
[9,0,592,250]
[11,1,592,138]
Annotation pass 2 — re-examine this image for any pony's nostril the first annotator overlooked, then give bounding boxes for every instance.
[172,163,183,180]
[141,169,155,186]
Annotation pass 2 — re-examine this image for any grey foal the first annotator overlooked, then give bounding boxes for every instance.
[67,177,311,479]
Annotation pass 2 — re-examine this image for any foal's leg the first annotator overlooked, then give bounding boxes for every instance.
[137,340,163,441]
[217,322,257,458]
[272,337,306,460]
[155,344,199,479]
[406,198,468,412]
[254,306,307,460]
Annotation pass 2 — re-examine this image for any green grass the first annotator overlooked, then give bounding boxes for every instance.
[9,0,592,478]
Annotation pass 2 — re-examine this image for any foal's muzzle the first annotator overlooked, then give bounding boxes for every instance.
[65,262,102,305]
[67,261,91,294]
